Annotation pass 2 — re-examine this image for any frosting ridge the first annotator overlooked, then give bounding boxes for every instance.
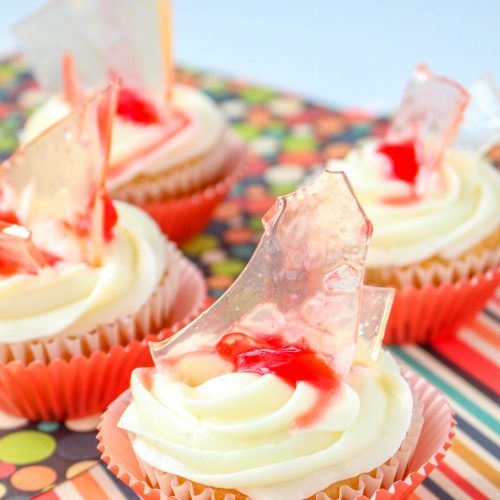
[330,140,500,267]
[0,201,167,342]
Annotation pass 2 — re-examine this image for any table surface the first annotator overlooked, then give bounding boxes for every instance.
[0,56,498,500]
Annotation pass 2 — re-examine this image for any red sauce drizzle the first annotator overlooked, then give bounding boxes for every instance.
[0,211,19,225]
[117,87,160,125]
[216,333,338,392]
[377,140,419,184]
[75,189,118,241]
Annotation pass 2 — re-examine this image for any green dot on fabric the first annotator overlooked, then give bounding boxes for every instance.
[181,234,219,257]
[37,422,59,433]
[240,87,274,104]
[232,123,260,141]
[249,216,263,233]
[231,244,256,260]
[282,135,317,152]
[0,134,17,152]
[0,431,56,465]
[269,183,299,196]
[209,289,225,299]
[210,259,245,277]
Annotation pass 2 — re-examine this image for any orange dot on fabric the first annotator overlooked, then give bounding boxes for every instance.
[11,465,57,491]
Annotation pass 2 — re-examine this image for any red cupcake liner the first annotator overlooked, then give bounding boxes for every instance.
[384,268,500,344]
[0,259,208,422]
[140,145,247,244]
[97,368,455,500]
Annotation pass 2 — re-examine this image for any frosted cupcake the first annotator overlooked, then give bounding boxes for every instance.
[14,0,245,242]
[330,66,500,343]
[98,172,454,499]
[0,82,205,423]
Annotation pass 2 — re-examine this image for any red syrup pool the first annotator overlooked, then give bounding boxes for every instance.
[216,332,340,427]
[378,140,419,184]
[117,87,160,125]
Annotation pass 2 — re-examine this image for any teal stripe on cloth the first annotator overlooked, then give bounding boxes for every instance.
[391,347,500,434]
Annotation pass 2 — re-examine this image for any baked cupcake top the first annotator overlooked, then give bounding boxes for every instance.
[15,0,232,190]
[0,83,166,342]
[329,66,500,268]
[118,171,413,499]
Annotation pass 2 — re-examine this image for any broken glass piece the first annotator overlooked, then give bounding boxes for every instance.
[0,82,119,265]
[384,64,469,171]
[150,171,387,380]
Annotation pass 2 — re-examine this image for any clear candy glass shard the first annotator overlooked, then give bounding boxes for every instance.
[358,286,395,361]
[455,75,500,155]
[386,64,470,169]
[0,222,46,274]
[0,82,119,266]
[14,0,170,97]
[151,171,374,378]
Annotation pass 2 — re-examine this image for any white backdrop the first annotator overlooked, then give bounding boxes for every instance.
[1,0,499,113]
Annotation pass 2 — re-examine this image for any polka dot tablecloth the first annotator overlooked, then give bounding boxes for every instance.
[0,56,499,499]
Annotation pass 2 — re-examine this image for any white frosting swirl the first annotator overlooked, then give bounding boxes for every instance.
[329,141,500,267]
[20,85,227,190]
[119,349,412,499]
[0,202,166,343]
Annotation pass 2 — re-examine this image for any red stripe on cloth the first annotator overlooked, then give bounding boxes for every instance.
[431,337,500,395]
[439,462,489,500]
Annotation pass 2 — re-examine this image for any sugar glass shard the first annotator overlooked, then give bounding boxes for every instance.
[151,171,372,379]
[14,0,171,98]
[0,82,119,265]
[455,75,500,155]
[385,64,469,170]
[357,286,395,361]
[0,222,46,275]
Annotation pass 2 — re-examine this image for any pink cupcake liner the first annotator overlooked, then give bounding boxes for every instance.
[384,267,500,344]
[97,368,454,500]
[120,137,247,245]
[0,258,208,421]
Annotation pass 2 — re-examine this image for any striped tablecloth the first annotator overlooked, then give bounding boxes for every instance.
[0,56,497,499]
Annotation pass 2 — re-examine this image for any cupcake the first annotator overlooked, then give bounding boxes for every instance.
[14,0,246,243]
[329,65,500,343]
[0,82,206,422]
[98,171,454,499]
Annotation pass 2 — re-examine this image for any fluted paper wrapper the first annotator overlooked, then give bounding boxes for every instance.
[97,369,455,500]
[114,134,247,244]
[370,246,500,344]
[0,256,207,421]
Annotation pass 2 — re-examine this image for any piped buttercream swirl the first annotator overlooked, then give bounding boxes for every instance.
[329,140,500,267]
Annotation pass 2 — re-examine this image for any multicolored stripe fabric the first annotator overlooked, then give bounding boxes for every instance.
[0,56,497,499]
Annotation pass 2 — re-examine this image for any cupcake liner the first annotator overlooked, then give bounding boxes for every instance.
[113,132,243,201]
[0,241,182,365]
[115,134,247,244]
[97,368,454,500]
[374,245,500,288]
[0,257,208,421]
[384,267,500,344]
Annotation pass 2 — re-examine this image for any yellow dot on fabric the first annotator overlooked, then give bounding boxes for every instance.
[0,431,56,465]
[0,483,6,498]
[66,460,97,479]
[11,465,57,491]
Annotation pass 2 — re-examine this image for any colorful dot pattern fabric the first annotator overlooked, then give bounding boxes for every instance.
[0,56,498,499]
